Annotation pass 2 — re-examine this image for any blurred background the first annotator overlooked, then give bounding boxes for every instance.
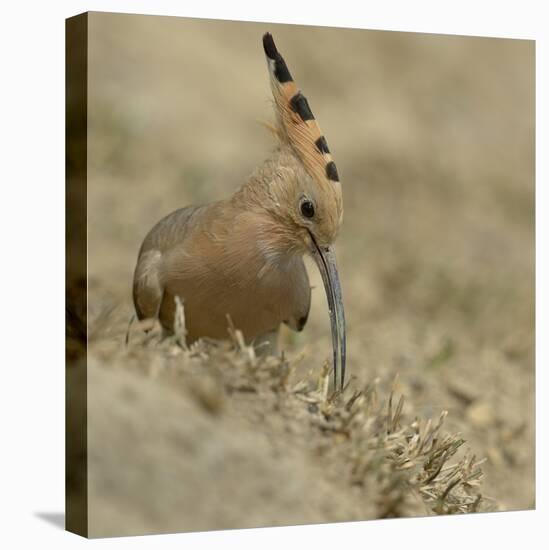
[85,12,534,533]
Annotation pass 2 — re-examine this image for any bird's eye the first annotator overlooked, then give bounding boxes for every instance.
[300,200,315,219]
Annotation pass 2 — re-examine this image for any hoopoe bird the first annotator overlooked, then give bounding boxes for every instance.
[133,33,346,389]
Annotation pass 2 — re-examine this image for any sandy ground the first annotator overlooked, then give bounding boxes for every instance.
[76,12,534,537]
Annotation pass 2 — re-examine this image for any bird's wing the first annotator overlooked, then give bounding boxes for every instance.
[133,206,202,320]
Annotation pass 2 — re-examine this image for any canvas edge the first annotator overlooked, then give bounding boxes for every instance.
[65,11,89,539]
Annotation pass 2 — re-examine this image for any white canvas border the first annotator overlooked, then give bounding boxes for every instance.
[0,1,545,548]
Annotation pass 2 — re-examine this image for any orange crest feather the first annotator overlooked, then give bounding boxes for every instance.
[262,33,340,189]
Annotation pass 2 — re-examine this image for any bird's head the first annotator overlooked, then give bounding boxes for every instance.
[260,32,347,390]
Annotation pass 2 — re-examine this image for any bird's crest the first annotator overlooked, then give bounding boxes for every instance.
[262,32,340,189]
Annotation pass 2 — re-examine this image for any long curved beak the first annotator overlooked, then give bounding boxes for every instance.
[310,237,346,391]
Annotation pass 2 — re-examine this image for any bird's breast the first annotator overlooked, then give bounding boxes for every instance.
[162,242,308,344]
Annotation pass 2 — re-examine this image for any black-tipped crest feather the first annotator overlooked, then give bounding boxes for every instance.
[262,32,278,59]
[262,32,342,192]
[263,32,293,83]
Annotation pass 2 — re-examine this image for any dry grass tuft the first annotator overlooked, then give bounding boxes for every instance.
[98,313,495,520]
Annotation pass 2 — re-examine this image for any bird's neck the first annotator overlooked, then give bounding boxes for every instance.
[212,198,301,280]
[209,150,306,279]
